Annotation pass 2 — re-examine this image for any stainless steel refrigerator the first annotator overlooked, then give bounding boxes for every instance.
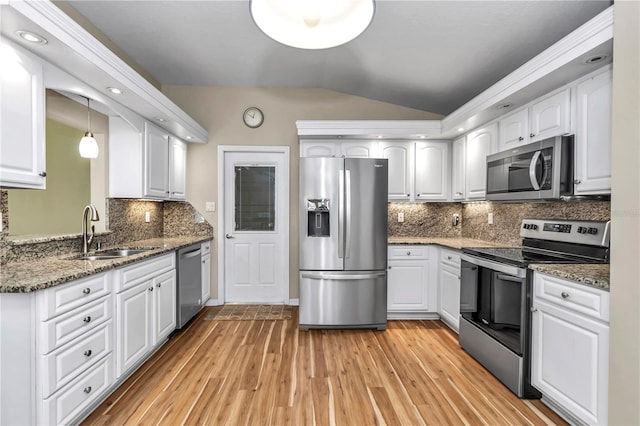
[299,157,388,330]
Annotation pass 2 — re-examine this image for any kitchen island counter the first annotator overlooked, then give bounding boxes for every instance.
[0,236,212,293]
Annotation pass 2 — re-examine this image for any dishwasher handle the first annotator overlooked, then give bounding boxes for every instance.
[180,248,202,259]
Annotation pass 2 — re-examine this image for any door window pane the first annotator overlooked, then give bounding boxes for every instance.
[234,165,275,231]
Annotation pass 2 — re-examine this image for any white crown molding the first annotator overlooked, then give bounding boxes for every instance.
[441,5,614,134]
[296,120,442,138]
[8,0,208,143]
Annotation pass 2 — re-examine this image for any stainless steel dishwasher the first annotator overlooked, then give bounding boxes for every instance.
[176,244,202,329]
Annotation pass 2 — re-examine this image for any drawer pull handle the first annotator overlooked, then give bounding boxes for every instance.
[84,386,92,394]
[83,288,91,295]
[84,350,92,357]
[561,292,570,299]
[149,287,154,292]
[447,256,452,260]
[156,283,162,288]
[83,316,92,323]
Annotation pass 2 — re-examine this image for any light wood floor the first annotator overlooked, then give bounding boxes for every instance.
[83,307,567,425]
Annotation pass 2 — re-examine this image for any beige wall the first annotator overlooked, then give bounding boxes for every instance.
[162,86,443,301]
[609,1,640,424]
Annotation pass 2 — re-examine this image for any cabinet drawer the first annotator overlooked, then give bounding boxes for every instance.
[42,355,113,426]
[201,240,211,256]
[40,295,112,354]
[388,246,428,260]
[114,253,175,292]
[534,272,609,322]
[439,249,461,266]
[39,273,110,321]
[41,321,112,398]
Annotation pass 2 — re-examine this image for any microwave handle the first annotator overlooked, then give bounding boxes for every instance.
[529,150,546,190]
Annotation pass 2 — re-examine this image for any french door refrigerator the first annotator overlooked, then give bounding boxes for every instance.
[299,157,388,330]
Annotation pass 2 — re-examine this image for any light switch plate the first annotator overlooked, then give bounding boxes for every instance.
[398,212,404,223]
[145,211,151,223]
[205,202,216,212]
[488,212,494,225]
[0,212,3,232]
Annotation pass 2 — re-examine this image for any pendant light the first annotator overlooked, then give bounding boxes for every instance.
[250,0,375,50]
[79,97,98,159]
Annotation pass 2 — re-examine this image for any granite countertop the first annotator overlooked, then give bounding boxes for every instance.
[388,237,509,250]
[529,264,610,291]
[0,236,212,293]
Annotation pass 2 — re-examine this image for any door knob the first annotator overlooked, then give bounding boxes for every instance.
[225,233,235,239]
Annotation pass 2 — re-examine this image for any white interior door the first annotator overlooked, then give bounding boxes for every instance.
[223,151,288,303]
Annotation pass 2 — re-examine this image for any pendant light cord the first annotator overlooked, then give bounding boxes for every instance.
[86,97,91,134]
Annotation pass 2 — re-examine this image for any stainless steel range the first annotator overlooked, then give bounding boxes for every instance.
[459,218,610,398]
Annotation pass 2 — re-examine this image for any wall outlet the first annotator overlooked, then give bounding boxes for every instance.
[205,201,216,212]
[488,212,494,225]
[452,213,460,226]
[145,211,151,223]
[0,212,3,232]
[398,212,404,223]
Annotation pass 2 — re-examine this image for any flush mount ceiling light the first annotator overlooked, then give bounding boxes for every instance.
[250,0,375,49]
[79,97,99,159]
[106,86,123,95]
[16,30,48,44]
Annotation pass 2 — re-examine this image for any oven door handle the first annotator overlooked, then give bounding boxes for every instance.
[460,254,527,278]
[496,274,524,283]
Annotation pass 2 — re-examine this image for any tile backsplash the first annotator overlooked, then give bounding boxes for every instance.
[388,202,462,237]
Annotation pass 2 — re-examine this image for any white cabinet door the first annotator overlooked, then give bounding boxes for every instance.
[116,281,152,377]
[465,123,497,199]
[529,89,571,142]
[415,141,450,201]
[498,108,529,150]
[339,141,379,158]
[154,270,176,343]
[531,298,609,425]
[300,141,337,157]
[168,136,187,200]
[439,264,460,331]
[380,142,413,201]
[201,253,211,303]
[0,40,46,189]
[574,69,612,195]
[143,122,170,198]
[387,259,430,311]
[451,136,465,201]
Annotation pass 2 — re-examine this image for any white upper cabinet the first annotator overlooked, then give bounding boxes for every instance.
[573,68,612,195]
[168,136,187,200]
[340,141,379,158]
[498,108,529,150]
[451,136,466,201]
[0,40,46,189]
[415,141,450,201]
[465,123,498,199]
[380,142,413,201]
[299,141,337,157]
[144,122,170,198]
[529,89,571,142]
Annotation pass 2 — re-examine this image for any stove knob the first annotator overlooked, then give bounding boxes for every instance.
[588,227,598,235]
[524,224,531,230]
[531,224,538,230]
[577,226,586,234]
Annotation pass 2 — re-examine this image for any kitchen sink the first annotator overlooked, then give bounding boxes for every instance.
[68,247,158,261]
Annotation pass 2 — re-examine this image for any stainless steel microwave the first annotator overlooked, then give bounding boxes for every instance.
[486,136,574,201]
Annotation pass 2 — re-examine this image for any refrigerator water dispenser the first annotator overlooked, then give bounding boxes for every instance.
[307,199,330,237]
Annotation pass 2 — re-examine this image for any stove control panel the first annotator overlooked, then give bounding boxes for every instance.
[521,219,610,247]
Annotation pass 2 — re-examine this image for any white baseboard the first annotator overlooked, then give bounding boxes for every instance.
[387,312,441,320]
[205,299,222,306]
[288,298,299,306]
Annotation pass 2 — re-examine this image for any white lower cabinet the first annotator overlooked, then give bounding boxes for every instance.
[201,240,212,304]
[387,245,437,319]
[115,253,176,378]
[437,248,461,332]
[531,272,609,425]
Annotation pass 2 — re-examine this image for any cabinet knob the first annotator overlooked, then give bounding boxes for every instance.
[149,287,154,292]
[416,193,421,197]
[166,191,170,194]
[529,133,535,138]
[38,171,47,177]
[447,256,452,260]
[84,386,92,394]
[518,136,524,141]
[573,179,582,184]
[530,307,538,313]
[83,288,91,295]
[84,349,92,357]
[561,292,570,299]
[406,194,410,197]
[156,283,162,288]
[202,260,206,263]
[388,266,392,270]
[83,316,92,323]
[407,251,411,256]
[455,192,462,196]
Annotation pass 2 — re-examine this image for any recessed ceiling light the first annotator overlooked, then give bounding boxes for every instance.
[185,136,193,140]
[585,54,608,64]
[457,127,465,132]
[157,118,167,122]
[418,135,426,139]
[16,30,47,44]
[376,135,383,139]
[495,103,513,110]
[107,87,123,95]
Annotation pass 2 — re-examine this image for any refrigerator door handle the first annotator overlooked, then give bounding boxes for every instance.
[301,272,386,280]
[345,169,352,259]
[338,170,344,259]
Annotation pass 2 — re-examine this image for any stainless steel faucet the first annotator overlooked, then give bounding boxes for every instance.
[82,204,100,255]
